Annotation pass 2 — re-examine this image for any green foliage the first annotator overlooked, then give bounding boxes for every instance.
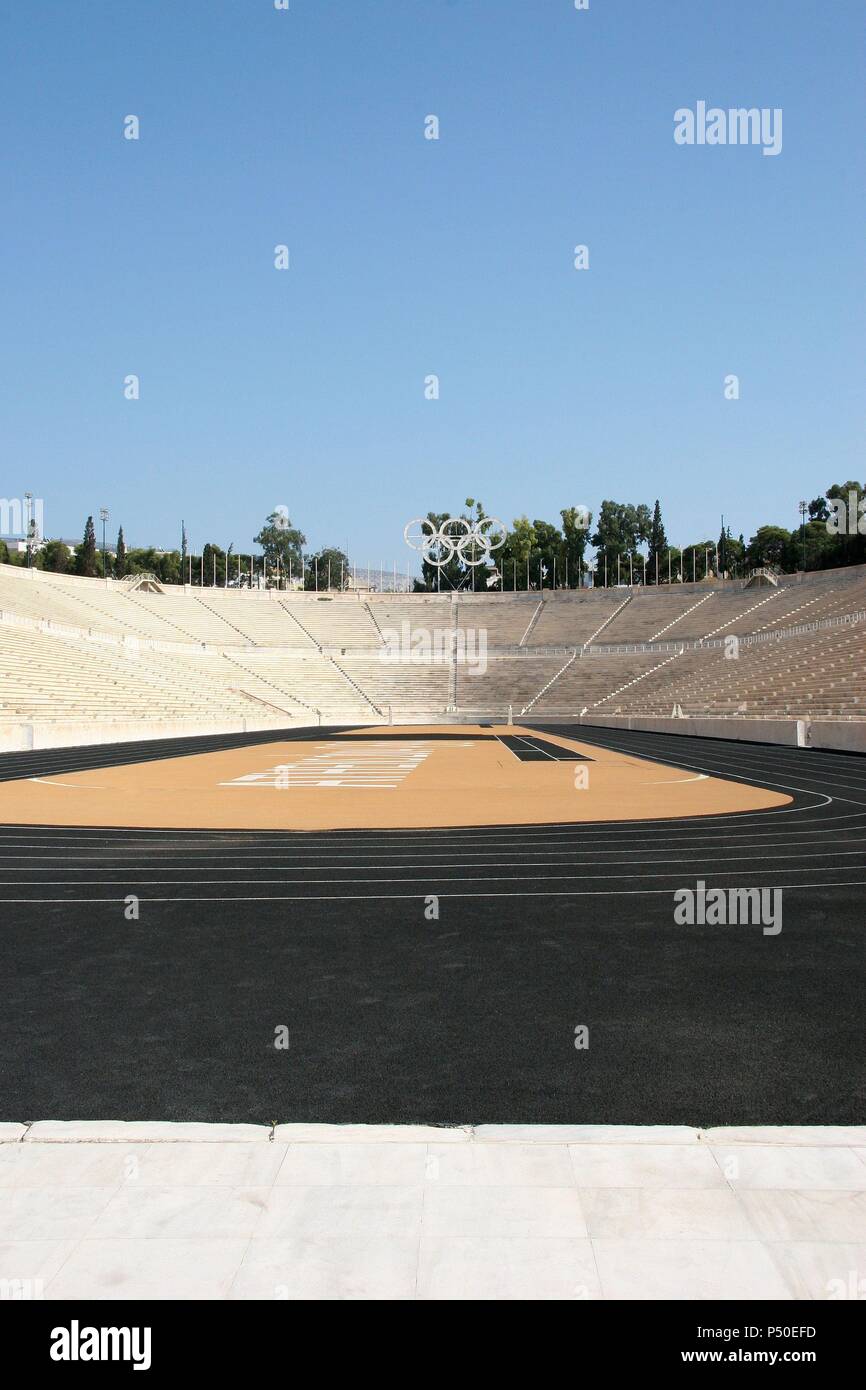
[49,478,866,599]
[591,500,651,581]
[680,540,718,582]
[745,525,792,570]
[114,527,127,579]
[560,507,592,588]
[649,500,667,567]
[254,510,306,579]
[122,547,182,585]
[74,515,98,577]
[415,500,589,592]
[160,550,182,585]
[201,542,226,587]
[41,539,70,574]
[717,526,744,579]
[304,547,350,590]
[419,511,464,591]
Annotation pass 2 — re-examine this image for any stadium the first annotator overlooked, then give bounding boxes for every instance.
[2,557,864,1129]
[3,540,866,1312]
[4,561,866,1310]
[3,0,864,1328]
[2,557,865,744]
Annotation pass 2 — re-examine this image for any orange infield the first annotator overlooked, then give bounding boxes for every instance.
[0,726,791,830]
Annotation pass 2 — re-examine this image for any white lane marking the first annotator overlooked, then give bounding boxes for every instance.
[3,845,863,873]
[2,793,837,832]
[0,831,863,864]
[645,773,709,784]
[3,880,865,903]
[5,854,864,885]
[0,809,862,852]
[572,733,866,805]
[509,735,557,759]
[0,805,860,851]
[562,741,840,810]
[29,778,94,789]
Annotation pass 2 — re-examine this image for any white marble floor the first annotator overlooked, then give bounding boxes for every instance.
[1,1122,864,1300]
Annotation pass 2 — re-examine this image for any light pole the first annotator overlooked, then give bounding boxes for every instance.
[799,500,808,572]
[24,492,33,567]
[99,507,109,578]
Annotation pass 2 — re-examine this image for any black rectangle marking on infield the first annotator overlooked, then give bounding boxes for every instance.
[496,734,594,762]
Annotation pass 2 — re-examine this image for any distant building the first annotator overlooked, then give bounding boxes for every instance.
[2,537,79,556]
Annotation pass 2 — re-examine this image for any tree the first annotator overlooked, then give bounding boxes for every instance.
[42,539,69,574]
[114,527,128,578]
[499,516,537,590]
[125,546,161,577]
[592,501,650,584]
[717,526,743,579]
[418,511,464,591]
[304,547,350,590]
[123,547,180,584]
[681,539,717,582]
[826,481,866,568]
[411,500,505,591]
[800,519,837,572]
[254,510,306,583]
[532,519,564,589]
[159,550,182,585]
[74,516,98,577]
[667,545,684,582]
[648,500,668,581]
[202,542,227,587]
[745,525,791,570]
[462,499,505,590]
[560,507,592,588]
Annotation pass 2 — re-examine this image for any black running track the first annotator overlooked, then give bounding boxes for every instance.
[1,724,863,1126]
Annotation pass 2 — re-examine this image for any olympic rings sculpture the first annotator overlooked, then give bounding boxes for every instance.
[403,516,508,567]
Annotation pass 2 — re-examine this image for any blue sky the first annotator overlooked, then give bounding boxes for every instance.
[2,0,863,567]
